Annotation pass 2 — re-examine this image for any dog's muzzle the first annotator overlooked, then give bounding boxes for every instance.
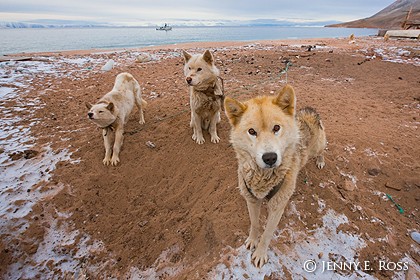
[88,112,94,119]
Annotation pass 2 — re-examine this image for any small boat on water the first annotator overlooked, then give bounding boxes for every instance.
[156,23,172,31]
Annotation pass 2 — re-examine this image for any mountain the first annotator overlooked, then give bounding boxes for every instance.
[0,19,112,29]
[326,0,420,29]
[0,18,341,29]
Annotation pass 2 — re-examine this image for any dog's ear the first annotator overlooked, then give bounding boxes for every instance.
[182,50,192,62]
[106,102,114,112]
[274,85,296,116]
[85,102,93,110]
[203,50,214,65]
[224,97,247,126]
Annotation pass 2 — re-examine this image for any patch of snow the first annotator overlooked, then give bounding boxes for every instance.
[0,55,110,278]
[209,209,373,279]
[128,245,186,279]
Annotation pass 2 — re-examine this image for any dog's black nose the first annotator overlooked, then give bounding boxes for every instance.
[262,152,277,166]
[88,112,94,119]
[186,77,192,84]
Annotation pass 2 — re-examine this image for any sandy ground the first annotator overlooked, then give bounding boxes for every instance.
[0,36,419,279]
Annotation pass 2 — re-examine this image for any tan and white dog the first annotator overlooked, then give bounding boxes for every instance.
[182,50,224,144]
[224,85,326,268]
[86,72,146,166]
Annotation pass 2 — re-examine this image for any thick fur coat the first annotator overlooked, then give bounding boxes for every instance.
[224,85,326,267]
[86,72,146,166]
[183,50,223,144]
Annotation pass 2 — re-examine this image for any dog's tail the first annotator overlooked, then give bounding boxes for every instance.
[297,107,324,130]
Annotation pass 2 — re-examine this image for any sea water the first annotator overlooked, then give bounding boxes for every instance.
[0,26,378,55]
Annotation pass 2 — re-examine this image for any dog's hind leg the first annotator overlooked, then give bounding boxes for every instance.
[110,128,124,166]
[316,154,325,169]
[134,84,146,125]
[315,129,327,169]
[102,129,113,166]
[138,99,146,125]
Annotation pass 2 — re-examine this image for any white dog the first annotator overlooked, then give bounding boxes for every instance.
[86,72,146,166]
[183,50,224,144]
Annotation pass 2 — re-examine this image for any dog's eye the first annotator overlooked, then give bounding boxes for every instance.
[197,68,202,72]
[98,111,103,113]
[273,125,281,133]
[248,128,257,136]
[188,67,191,70]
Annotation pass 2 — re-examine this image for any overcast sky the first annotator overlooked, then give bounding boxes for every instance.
[0,0,396,24]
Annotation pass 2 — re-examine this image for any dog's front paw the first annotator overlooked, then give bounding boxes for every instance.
[245,236,259,250]
[195,138,205,144]
[211,135,220,143]
[103,157,112,166]
[316,161,325,169]
[110,156,120,166]
[316,156,325,169]
[139,119,145,125]
[251,247,268,268]
[192,134,205,144]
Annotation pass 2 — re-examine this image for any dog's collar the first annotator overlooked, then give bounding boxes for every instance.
[198,76,224,97]
[243,177,284,201]
[102,125,114,136]
[101,119,118,136]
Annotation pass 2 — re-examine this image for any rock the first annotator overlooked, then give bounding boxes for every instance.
[101,59,115,71]
[23,149,39,159]
[342,180,356,191]
[8,149,39,160]
[146,141,156,149]
[367,168,380,176]
[385,181,402,191]
[139,220,148,227]
[136,53,152,63]
[8,153,21,161]
[410,232,420,244]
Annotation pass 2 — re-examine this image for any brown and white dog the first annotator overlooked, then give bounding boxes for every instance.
[86,72,146,166]
[224,85,326,267]
[182,50,224,144]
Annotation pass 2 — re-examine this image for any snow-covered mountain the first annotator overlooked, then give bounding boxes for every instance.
[0,18,340,29]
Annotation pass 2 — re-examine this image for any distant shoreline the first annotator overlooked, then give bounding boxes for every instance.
[0,25,374,30]
[3,36,377,57]
[0,26,378,56]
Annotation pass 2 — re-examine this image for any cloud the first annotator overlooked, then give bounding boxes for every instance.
[0,0,396,23]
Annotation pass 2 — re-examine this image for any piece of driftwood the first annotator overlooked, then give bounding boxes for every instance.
[385,30,420,39]
[0,56,33,62]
